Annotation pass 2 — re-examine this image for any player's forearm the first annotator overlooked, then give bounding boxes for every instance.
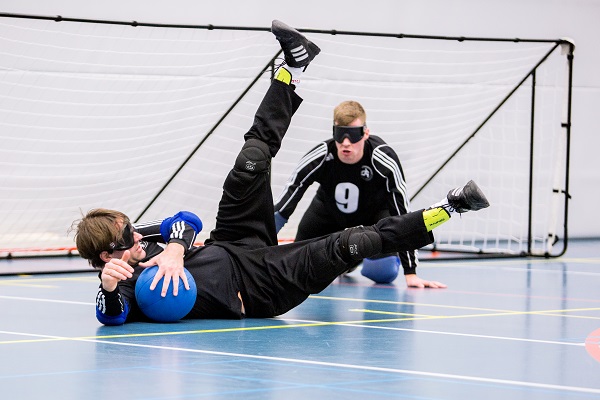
[96,286,130,325]
[162,241,186,259]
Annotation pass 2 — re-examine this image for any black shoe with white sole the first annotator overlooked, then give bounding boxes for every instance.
[446,180,490,213]
[271,20,320,68]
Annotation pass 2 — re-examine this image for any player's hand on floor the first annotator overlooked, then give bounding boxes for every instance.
[405,274,447,289]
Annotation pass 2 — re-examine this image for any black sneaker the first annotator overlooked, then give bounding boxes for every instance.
[447,180,490,213]
[271,20,320,68]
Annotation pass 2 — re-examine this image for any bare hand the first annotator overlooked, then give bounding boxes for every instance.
[405,274,447,289]
[139,243,189,297]
[101,251,134,292]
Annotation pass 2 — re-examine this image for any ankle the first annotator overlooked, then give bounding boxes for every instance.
[423,207,451,232]
[429,198,455,214]
[274,64,304,87]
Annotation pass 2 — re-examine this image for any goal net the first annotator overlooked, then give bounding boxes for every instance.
[0,14,573,260]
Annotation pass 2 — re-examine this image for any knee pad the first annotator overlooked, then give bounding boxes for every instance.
[338,226,383,262]
[361,255,400,284]
[234,139,270,174]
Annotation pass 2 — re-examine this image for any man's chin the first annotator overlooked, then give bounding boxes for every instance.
[339,154,357,164]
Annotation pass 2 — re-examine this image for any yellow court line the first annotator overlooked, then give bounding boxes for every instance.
[1,287,597,345]
[537,307,600,314]
[432,257,600,266]
[312,295,600,317]
[542,313,600,320]
[552,257,600,264]
[6,306,600,345]
[3,306,599,345]
[1,297,571,344]
[4,305,596,346]
[311,295,518,313]
[352,307,600,321]
[0,314,457,345]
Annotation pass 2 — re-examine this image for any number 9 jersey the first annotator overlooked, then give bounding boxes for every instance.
[274,134,417,274]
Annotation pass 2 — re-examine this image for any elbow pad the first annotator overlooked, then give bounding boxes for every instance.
[160,211,203,242]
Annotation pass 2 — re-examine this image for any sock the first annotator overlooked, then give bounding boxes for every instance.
[422,207,451,232]
[274,65,304,87]
[429,197,457,214]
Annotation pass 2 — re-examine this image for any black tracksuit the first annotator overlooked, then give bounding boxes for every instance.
[96,80,433,324]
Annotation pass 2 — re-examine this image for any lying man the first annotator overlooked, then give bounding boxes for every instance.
[72,20,489,325]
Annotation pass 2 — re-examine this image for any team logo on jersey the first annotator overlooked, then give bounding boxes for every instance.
[361,165,373,181]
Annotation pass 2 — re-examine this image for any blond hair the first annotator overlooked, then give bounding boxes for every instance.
[71,208,130,268]
[333,100,367,126]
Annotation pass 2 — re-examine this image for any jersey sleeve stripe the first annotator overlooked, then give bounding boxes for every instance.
[274,142,328,207]
[372,146,410,211]
[133,219,163,229]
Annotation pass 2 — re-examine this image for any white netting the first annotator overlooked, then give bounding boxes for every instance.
[0,16,570,258]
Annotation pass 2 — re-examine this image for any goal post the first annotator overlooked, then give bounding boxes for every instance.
[0,13,573,263]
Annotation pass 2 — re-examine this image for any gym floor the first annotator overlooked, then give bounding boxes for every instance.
[1,240,599,399]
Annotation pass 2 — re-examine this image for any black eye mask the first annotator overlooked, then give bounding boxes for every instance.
[333,125,366,143]
[108,222,135,252]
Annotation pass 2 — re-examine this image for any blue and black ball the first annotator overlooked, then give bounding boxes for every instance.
[135,266,197,322]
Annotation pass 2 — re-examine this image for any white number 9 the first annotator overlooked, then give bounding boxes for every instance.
[335,183,359,213]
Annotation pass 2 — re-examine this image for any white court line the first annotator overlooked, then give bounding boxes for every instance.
[0,295,93,306]
[279,318,585,347]
[428,257,600,266]
[0,329,598,395]
[0,295,587,347]
[424,264,600,276]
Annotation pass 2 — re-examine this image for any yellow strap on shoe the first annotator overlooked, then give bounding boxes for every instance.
[423,207,451,232]
[274,67,292,85]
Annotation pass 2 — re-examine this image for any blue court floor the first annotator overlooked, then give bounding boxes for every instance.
[1,240,599,399]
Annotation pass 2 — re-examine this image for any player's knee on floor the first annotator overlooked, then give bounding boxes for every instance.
[361,255,400,284]
[338,226,382,262]
[234,139,270,174]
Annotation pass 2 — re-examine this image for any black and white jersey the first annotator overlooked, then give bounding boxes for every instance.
[274,135,419,273]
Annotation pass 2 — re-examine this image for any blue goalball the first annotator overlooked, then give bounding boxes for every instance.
[361,255,400,284]
[135,265,197,322]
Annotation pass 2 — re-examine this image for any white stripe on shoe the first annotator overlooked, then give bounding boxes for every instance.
[290,45,308,62]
